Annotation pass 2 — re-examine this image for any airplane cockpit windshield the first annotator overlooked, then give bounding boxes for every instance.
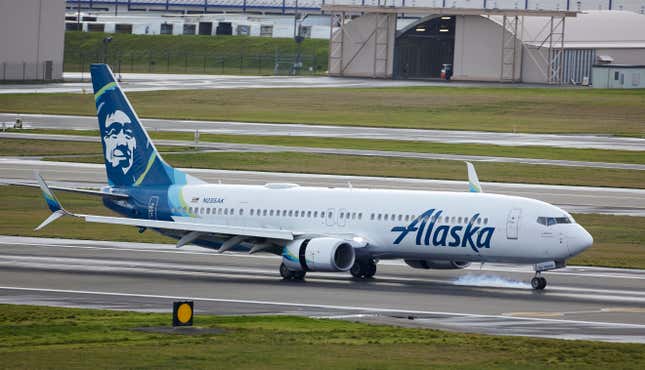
[536,216,573,226]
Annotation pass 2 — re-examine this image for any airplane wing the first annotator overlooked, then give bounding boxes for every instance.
[82,214,294,241]
[33,172,297,250]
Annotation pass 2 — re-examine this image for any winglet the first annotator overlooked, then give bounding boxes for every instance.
[466,162,483,193]
[34,172,71,230]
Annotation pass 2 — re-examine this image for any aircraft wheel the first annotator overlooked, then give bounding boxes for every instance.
[531,276,547,290]
[293,270,307,281]
[280,263,294,280]
[351,258,377,279]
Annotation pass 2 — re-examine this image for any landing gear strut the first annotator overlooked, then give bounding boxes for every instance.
[350,258,377,279]
[531,273,547,290]
[279,263,306,281]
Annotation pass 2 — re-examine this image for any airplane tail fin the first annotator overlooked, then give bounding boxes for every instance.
[90,64,203,188]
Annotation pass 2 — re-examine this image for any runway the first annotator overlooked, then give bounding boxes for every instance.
[3,132,643,171]
[1,236,644,343]
[2,158,645,216]
[3,113,645,151]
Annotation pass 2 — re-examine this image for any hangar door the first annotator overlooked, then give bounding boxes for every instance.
[395,17,455,79]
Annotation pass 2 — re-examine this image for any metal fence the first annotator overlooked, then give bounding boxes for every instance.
[65,49,327,78]
[0,61,64,82]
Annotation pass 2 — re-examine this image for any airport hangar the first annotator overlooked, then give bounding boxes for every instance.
[323,5,645,84]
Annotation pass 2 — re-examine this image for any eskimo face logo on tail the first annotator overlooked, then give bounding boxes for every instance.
[391,209,495,252]
[103,110,137,175]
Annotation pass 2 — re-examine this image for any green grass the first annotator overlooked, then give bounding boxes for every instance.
[0,138,195,157]
[1,304,644,369]
[47,151,645,189]
[6,129,645,164]
[64,31,329,75]
[2,87,644,136]
[1,186,643,269]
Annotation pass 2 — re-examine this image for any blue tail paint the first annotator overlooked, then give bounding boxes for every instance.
[90,64,203,188]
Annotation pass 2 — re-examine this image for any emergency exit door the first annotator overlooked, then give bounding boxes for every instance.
[506,208,521,239]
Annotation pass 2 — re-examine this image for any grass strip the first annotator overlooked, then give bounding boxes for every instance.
[6,129,645,165]
[46,151,645,189]
[1,86,644,136]
[1,186,643,269]
[0,138,196,157]
[1,304,644,369]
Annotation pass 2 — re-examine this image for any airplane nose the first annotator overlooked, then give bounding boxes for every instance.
[570,225,593,256]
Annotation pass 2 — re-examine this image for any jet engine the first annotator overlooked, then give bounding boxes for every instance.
[282,237,355,272]
[404,260,471,270]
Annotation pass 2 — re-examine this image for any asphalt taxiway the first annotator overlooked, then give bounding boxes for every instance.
[1,236,644,343]
[3,113,644,151]
[0,72,548,95]
[2,158,644,216]
[3,132,643,171]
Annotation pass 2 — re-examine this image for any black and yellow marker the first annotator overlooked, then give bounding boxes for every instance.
[172,301,194,327]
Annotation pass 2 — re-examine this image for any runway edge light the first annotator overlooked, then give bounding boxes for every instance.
[173,301,194,327]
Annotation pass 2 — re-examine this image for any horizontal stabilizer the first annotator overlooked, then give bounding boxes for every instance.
[34,172,73,230]
[35,210,66,231]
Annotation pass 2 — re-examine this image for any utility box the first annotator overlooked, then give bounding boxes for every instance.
[592,64,645,89]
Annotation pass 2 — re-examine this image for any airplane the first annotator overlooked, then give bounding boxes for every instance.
[32,63,593,290]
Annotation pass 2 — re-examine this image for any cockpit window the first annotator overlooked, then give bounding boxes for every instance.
[537,216,572,226]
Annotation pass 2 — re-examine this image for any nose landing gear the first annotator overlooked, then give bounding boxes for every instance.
[531,273,547,290]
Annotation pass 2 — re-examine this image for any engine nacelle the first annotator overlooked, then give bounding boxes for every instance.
[404,259,471,270]
[282,237,355,272]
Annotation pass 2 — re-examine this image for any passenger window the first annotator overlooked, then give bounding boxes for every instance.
[263,209,267,216]
[328,211,333,218]
[384,214,389,221]
[358,213,362,220]
[307,211,312,218]
[378,214,382,221]
[371,213,375,220]
[239,209,244,216]
[250,209,254,216]
[483,218,488,225]
[313,211,318,218]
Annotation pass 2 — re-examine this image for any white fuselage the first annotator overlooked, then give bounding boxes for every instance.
[168,183,593,265]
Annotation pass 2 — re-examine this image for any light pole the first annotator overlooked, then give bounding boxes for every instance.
[102,36,113,64]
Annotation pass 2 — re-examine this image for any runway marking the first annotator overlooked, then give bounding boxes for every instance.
[3,239,645,284]
[1,285,645,329]
[503,312,565,318]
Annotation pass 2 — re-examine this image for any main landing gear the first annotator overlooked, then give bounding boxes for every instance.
[279,263,306,281]
[531,273,547,290]
[350,258,377,279]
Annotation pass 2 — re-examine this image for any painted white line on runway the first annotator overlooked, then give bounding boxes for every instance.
[3,239,645,281]
[3,252,645,304]
[1,285,645,329]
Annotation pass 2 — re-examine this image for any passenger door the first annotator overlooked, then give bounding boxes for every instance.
[506,208,521,240]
